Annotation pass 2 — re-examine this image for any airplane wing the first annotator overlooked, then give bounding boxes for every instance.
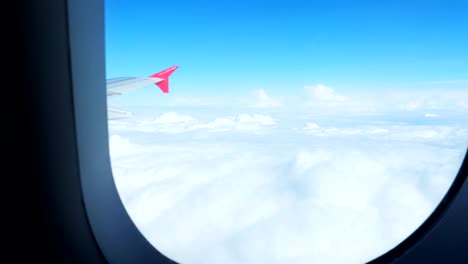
[107,66,178,119]
[107,77,164,98]
[108,107,133,120]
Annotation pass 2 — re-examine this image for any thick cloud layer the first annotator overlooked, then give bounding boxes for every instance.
[108,88,467,264]
[110,112,276,134]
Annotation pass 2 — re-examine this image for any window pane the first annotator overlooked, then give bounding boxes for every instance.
[106,2,468,263]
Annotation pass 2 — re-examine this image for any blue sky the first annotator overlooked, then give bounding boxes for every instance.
[105,0,468,96]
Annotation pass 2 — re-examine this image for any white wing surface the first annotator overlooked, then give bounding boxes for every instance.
[106,66,179,120]
[106,77,163,98]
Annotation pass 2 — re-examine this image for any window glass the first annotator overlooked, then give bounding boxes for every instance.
[106,1,468,263]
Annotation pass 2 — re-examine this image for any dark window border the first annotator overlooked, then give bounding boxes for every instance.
[70,1,468,263]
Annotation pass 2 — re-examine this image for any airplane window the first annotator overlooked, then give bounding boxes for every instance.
[105,1,468,263]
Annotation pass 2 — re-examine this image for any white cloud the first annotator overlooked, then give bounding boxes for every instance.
[457,101,468,109]
[303,122,320,130]
[107,88,468,264]
[110,112,276,134]
[133,112,197,134]
[108,135,140,158]
[305,84,347,103]
[196,114,276,132]
[390,89,468,113]
[198,117,237,130]
[368,128,389,134]
[424,113,440,118]
[294,149,331,173]
[300,122,468,144]
[109,131,466,264]
[400,101,423,111]
[251,89,282,108]
[151,112,195,124]
[302,85,378,113]
[238,113,275,125]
